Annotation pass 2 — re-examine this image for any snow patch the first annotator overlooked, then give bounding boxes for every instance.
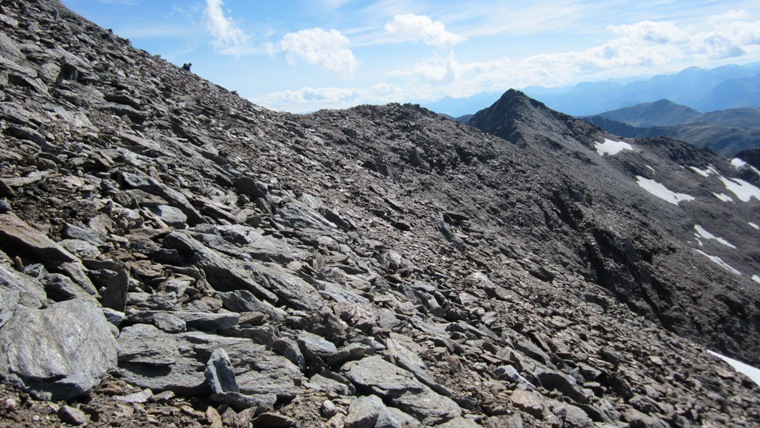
[694,225,736,249]
[730,158,760,177]
[709,351,760,387]
[717,176,760,202]
[750,222,759,230]
[636,176,695,205]
[645,165,656,174]
[694,250,741,275]
[595,139,632,156]
[753,275,760,284]
[713,193,734,202]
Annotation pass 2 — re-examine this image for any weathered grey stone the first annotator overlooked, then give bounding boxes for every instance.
[114,388,153,403]
[84,259,129,312]
[0,263,45,309]
[0,299,117,400]
[298,330,338,364]
[150,204,187,228]
[152,312,187,333]
[59,239,101,259]
[118,324,303,397]
[210,391,277,413]
[127,311,240,332]
[43,272,94,302]
[555,404,593,428]
[58,405,88,425]
[345,394,421,428]
[342,356,461,424]
[0,213,76,263]
[119,172,204,225]
[217,289,286,321]
[206,348,238,394]
[510,390,545,418]
[535,368,589,404]
[62,223,105,247]
[162,232,278,303]
[386,335,452,396]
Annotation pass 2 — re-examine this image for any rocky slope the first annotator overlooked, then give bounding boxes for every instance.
[0,1,759,427]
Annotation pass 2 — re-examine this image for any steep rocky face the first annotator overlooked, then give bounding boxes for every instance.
[470,90,760,364]
[0,1,759,427]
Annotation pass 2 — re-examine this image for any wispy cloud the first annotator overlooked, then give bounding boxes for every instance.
[280,28,358,77]
[385,14,464,49]
[252,83,404,112]
[203,0,251,54]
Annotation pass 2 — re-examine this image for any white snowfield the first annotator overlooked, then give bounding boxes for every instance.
[709,351,760,387]
[753,275,760,284]
[636,176,695,205]
[694,225,736,249]
[595,139,633,156]
[690,164,760,202]
[717,176,760,202]
[750,222,760,230]
[694,250,741,275]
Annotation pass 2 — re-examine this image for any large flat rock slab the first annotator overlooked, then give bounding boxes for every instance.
[0,299,117,400]
[342,356,461,425]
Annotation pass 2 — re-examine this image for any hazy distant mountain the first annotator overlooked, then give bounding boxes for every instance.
[584,101,760,155]
[422,91,502,117]
[424,63,760,117]
[527,63,760,115]
[589,99,702,127]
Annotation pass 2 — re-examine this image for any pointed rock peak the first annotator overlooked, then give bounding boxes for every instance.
[468,89,596,148]
[469,89,566,130]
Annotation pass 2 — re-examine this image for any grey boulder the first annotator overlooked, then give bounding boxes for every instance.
[0,299,117,400]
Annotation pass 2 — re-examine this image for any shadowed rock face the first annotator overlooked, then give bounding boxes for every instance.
[0,1,759,426]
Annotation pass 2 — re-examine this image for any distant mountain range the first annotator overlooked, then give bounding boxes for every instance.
[583,100,760,155]
[423,62,760,117]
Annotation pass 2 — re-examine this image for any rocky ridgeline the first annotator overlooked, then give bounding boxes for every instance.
[0,1,758,427]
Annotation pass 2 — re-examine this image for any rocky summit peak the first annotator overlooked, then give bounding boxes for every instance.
[0,1,759,426]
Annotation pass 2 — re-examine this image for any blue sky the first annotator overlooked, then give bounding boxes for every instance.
[61,1,760,112]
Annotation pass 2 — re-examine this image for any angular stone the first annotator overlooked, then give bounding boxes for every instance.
[126,310,239,332]
[535,368,589,404]
[150,204,187,228]
[58,405,88,425]
[118,324,303,397]
[206,348,239,394]
[0,213,76,263]
[345,394,421,428]
[0,263,45,309]
[84,259,129,312]
[342,356,461,424]
[0,299,117,400]
[162,232,278,303]
[510,390,545,418]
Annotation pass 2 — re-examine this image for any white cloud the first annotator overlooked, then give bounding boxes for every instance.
[391,51,462,83]
[385,14,464,49]
[252,83,404,112]
[280,28,358,77]
[203,0,251,54]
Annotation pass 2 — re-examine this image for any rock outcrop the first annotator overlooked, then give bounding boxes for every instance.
[0,1,758,426]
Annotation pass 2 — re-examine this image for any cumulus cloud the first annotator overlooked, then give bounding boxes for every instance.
[203,0,251,54]
[385,14,464,49]
[280,28,358,77]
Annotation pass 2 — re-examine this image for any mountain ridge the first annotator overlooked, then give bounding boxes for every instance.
[0,1,759,426]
